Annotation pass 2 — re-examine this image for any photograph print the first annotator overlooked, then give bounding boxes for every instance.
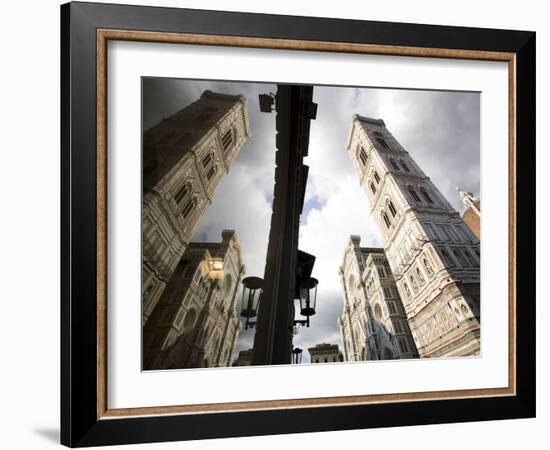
[141,77,481,371]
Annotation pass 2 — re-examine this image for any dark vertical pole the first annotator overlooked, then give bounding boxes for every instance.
[252,85,315,365]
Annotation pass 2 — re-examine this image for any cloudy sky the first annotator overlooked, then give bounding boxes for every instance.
[143,78,480,364]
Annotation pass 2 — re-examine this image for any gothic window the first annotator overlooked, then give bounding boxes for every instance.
[409,275,418,291]
[453,249,467,266]
[420,188,434,204]
[359,146,368,165]
[424,223,436,239]
[409,187,421,202]
[446,226,458,241]
[387,302,397,314]
[369,182,377,194]
[416,267,425,284]
[222,129,233,151]
[393,319,403,333]
[441,248,454,266]
[374,171,381,184]
[202,152,213,168]
[373,303,383,320]
[206,165,217,181]
[174,182,191,204]
[383,287,392,298]
[377,266,387,278]
[463,248,475,266]
[144,284,153,299]
[382,212,392,229]
[374,133,390,149]
[390,158,400,170]
[398,338,409,353]
[454,225,469,241]
[423,257,434,276]
[182,197,197,219]
[403,281,411,298]
[401,160,411,172]
[388,200,397,217]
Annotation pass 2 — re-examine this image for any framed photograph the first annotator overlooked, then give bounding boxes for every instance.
[61,1,535,447]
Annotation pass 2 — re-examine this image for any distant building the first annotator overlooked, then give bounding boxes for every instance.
[343,115,481,358]
[233,348,254,366]
[308,343,343,363]
[338,237,418,361]
[457,187,480,239]
[142,91,251,324]
[143,230,244,370]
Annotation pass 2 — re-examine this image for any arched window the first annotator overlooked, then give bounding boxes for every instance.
[409,187,421,202]
[382,212,391,229]
[402,281,411,298]
[144,284,153,298]
[373,303,383,320]
[441,248,454,266]
[202,152,213,168]
[206,165,217,181]
[409,275,418,291]
[390,158,400,170]
[453,249,467,266]
[374,132,390,149]
[369,182,376,194]
[373,171,381,184]
[182,197,197,219]
[423,258,434,276]
[463,249,475,266]
[416,267,425,284]
[420,188,434,204]
[401,160,411,172]
[222,129,233,150]
[183,308,197,330]
[388,200,397,217]
[224,273,233,297]
[174,182,191,204]
[358,146,368,165]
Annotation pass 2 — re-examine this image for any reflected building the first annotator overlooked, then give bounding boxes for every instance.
[338,236,418,361]
[343,116,481,358]
[142,91,251,324]
[143,230,245,370]
[308,343,344,363]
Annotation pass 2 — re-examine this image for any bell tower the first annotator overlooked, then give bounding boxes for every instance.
[346,115,480,357]
[142,91,251,324]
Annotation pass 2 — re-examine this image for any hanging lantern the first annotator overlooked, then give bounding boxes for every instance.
[240,276,263,329]
[299,277,318,318]
[200,257,224,280]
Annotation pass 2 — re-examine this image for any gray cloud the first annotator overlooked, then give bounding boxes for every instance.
[143,78,480,365]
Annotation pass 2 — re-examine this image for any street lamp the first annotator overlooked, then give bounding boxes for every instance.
[292,347,303,364]
[293,277,319,331]
[200,257,224,280]
[240,276,263,330]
